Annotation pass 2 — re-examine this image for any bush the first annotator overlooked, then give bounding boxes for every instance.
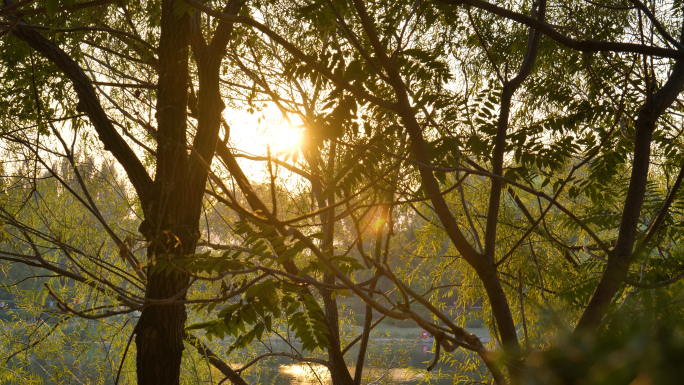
[525,315,684,384]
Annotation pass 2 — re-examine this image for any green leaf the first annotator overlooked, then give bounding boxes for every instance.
[45,0,59,17]
[186,321,218,331]
[173,0,194,17]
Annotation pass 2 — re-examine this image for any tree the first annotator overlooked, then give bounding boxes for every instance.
[2,0,684,384]
[2,0,244,382]
[0,156,138,384]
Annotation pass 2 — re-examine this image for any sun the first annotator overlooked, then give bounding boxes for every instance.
[271,123,302,152]
[224,107,303,163]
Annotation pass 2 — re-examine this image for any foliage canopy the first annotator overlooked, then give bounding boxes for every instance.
[2,0,684,383]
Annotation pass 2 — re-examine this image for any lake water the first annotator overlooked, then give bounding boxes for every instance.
[232,337,487,385]
[14,328,490,384]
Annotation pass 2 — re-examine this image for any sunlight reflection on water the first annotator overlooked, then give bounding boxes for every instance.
[279,364,331,384]
[226,338,481,385]
[274,363,443,385]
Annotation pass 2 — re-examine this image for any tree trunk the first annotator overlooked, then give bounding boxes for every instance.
[135,268,190,384]
[575,56,684,331]
[134,1,193,383]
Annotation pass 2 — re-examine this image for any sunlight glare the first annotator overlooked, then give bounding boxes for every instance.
[279,364,331,384]
[271,123,302,153]
[224,107,306,183]
[373,218,386,231]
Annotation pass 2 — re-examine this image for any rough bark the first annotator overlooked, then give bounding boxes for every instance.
[134,1,193,384]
